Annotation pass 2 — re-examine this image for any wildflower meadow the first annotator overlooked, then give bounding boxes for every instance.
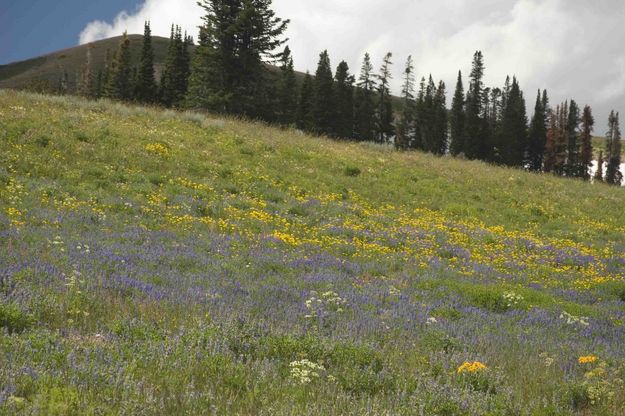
[1,90,625,415]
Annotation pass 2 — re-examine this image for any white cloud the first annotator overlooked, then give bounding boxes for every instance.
[80,0,625,122]
[79,0,202,45]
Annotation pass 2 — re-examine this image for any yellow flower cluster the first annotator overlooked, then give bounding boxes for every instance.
[6,207,25,227]
[172,177,213,193]
[272,230,301,246]
[145,142,170,156]
[579,355,599,364]
[457,361,488,374]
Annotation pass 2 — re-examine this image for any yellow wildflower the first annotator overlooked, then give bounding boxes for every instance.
[145,142,170,156]
[578,355,598,364]
[457,361,488,374]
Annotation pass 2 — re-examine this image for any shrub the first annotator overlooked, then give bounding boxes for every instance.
[0,303,34,333]
[75,131,90,143]
[344,166,361,177]
[466,286,512,313]
[35,135,51,147]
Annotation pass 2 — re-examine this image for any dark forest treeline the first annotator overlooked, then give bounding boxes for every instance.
[75,0,622,185]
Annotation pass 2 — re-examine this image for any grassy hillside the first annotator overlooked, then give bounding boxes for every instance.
[1,90,625,415]
[0,35,174,92]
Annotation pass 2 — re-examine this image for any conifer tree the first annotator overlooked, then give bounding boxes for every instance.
[605,111,622,186]
[354,53,377,141]
[396,56,416,150]
[160,25,178,106]
[564,100,581,177]
[527,90,548,171]
[498,77,527,166]
[579,105,594,181]
[296,72,315,132]
[417,75,436,152]
[376,52,394,143]
[334,61,355,139]
[480,86,496,161]
[160,26,189,107]
[595,150,604,182]
[276,46,297,126]
[135,22,157,103]
[413,77,427,150]
[105,32,133,101]
[464,51,486,159]
[553,102,569,175]
[432,80,448,155]
[181,33,193,91]
[186,23,219,110]
[544,108,558,173]
[313,50,335,136]
[449,71,465,156]
[186,0,289,118]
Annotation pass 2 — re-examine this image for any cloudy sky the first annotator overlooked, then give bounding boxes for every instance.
[3,0,625,125]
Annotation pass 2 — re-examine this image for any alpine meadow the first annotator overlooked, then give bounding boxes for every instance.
[1,1,625,415]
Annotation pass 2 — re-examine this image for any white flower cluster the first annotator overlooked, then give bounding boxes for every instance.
[305,290,347,320]
[50,235,65,252]
[539,352,554,367]
[560,311,590,327]
[502,291,524,308]
[65,270,84,294]
[289,359,325,385]
[76,243,91,254]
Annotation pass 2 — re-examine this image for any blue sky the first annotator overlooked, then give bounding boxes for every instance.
[0,0,141,65]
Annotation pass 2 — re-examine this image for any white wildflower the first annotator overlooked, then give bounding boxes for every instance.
[289,359,325,385]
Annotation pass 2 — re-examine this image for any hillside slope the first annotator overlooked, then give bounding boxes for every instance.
[1,90,624,415]
[0,35,175,91]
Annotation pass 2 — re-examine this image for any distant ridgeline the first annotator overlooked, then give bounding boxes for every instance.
[0,0,621,185]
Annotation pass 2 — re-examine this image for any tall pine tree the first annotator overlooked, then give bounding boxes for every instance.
[605,111,622,186]
[396,56,416,150]
[527,89,548,171]
[544,108,558,173]
[552,102,569,175]
[449,71,465,156]
[135,22,157,103]
[376,52,394,143]
[186,21,219,110]
[464,51,486,159]
[432,80,448,155]
[334,61,355,139]
[276,46,297,126]
[161,26,191,107]
[595,151,604,182]
[354,53,377,141]
[186,0,288,118]
[417,76,436,152]
[579,105,594,181]
[498,77,527,167]
[564,100,581,177]
[104,32,133,101]
[296,72,315,132]
[312,50,335,136]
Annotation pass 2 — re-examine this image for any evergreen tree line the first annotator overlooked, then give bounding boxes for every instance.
[79,23,193,106]
[78,1,622,185]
